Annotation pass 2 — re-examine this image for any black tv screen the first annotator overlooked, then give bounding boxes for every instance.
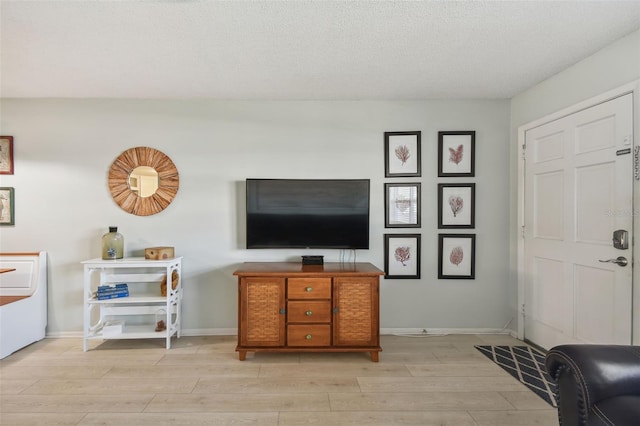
[246,179,370,249]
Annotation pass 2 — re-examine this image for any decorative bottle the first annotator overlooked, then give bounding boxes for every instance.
[102,226,124,260]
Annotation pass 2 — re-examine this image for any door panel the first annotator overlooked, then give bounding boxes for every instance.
[532,257,565,332]
[575,163,615,243]
[533,171,564,239]
[533,131,564,162]
[575,114,616,153]
[574,264,616,342]
[524,93,633,349]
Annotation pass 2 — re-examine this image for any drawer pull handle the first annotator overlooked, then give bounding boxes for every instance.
[306,287,313,292]
[306,310,313,316]
[306,334,312,340]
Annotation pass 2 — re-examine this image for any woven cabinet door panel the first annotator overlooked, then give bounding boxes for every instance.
[240,277,285,347]
[333,277,378,347]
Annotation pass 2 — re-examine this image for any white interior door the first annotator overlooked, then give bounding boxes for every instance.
[523,93,633,350]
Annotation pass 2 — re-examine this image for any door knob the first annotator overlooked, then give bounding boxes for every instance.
[599,256,628,267]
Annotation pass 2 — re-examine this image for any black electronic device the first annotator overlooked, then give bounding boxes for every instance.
[301,255,324,265]
[246,179,370,249]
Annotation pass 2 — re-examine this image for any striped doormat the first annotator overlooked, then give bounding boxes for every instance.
[475,345,558,407]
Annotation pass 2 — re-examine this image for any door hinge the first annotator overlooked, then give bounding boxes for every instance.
[521,226,525,239]
[634,146,640,180]
[522,143,526,160]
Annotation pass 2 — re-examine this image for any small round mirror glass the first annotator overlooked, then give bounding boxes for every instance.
[128,166,159,198]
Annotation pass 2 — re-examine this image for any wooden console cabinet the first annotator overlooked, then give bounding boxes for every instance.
[233,262,383,362]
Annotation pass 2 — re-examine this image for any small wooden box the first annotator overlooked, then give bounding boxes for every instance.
[144,247,175,260]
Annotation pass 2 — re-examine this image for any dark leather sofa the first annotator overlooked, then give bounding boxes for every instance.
[545,344,640,425]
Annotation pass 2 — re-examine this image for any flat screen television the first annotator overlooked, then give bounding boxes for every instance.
[246,179,370,249]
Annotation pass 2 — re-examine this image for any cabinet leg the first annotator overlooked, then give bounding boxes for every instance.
[238,351,247,361]
[370,351,379,362]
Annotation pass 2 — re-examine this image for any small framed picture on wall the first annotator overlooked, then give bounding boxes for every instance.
[0,187,15,226]
[438,183,475,228]
[438,131,475,177]
[385,131,421,177]
[385,183,421,228]
[0,136,14,175]
[438,233,475,279]
[384,233,421,279]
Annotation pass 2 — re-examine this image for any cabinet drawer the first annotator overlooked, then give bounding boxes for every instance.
[288,301,331,323]
[287,325,331,346]
[287,278,331,299]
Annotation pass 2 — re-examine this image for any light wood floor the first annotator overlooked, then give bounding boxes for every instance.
[0,333,559,426]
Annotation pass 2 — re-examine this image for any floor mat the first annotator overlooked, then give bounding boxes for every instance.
[475,345,558,407]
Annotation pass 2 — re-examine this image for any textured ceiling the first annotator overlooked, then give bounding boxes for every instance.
[2,1,640,100]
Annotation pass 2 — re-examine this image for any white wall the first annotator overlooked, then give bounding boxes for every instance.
[509,30,640,339]
[0,99,511,336]
[511,30,640,127]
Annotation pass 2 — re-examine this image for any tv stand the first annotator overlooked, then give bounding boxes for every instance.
[233,262,383,362]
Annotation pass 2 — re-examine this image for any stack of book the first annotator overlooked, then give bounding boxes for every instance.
[96,283,129,300]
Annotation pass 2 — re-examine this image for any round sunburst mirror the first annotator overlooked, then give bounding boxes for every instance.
[108,147,179,216]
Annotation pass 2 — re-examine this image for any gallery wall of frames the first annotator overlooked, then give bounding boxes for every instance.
[383,130,476,280]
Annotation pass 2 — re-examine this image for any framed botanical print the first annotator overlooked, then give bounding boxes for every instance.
[384,233,421,279]
[0,136,14,175]
[0,187,15,226]
[385,182,421,228]
[438,131,475,177]
[438,183,475,228]
[385,131,421,177]
[438,234,475,279]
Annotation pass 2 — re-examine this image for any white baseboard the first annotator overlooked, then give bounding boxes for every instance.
[46,331,83,338]
[381,327,514,336]
[180,328,237,336]
[46,327,515,339]
[45,329,238,338]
